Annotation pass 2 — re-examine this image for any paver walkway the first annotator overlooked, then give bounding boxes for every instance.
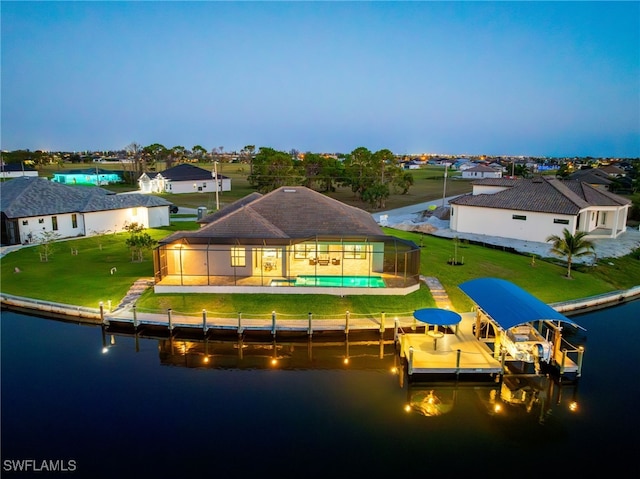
[420,275,453,310]
[113,278,154,311]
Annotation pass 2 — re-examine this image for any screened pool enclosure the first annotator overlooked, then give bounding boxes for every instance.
[153,235,421,294]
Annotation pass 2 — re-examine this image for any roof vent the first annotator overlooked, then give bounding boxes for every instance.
[283,189,297,193]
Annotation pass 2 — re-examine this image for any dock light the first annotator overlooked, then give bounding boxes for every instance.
[493,404,502,414]
[404,404,412,413]
[271,358,278,366]
[203,356,210,364]
[569,401,578,412]
[390,366,398,374]
[102,347,109,354]
[343,357,350,365]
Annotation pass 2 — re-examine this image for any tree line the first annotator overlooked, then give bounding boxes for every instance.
[246,146,414,208]
[2,144,417,209]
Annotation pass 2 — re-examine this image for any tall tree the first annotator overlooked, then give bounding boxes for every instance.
[248,147,302,193]
[341,147,409,208]
[142,143,168,171]
[546,229,595,279]
[192,145,207,162]
[342,146,373,200]
[242,145,256,174]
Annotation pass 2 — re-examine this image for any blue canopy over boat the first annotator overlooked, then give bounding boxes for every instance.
[413,308,462,326]
[458,277,584,331]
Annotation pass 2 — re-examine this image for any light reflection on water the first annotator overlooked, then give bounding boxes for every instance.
[1,300,639,477]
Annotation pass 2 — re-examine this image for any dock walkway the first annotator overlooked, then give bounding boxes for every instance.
[398,312,503,376]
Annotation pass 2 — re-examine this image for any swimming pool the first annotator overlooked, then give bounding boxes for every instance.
[271,275,386,288]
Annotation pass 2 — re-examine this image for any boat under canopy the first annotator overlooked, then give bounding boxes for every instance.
[458,278,585,331]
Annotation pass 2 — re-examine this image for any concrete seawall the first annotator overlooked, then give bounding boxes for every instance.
[2,285,639,330]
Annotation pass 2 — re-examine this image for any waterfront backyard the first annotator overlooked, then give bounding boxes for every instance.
[1,220,638,317]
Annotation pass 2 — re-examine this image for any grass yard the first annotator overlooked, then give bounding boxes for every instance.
[2,221,637,317]
[5,164,638,317]
[37,162,474,213]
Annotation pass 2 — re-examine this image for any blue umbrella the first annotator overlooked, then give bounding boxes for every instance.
[413,308,462,326]
[413,308,462,350]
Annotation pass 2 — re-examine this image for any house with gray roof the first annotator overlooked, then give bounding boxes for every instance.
[1,177,172,245]
[449,177,631,243]
[0,162,39,179]
[152,186,420,295]
[138,163,231,194]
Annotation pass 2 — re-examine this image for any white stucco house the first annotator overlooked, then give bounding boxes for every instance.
[0,177,172,246]
[0,162,39,179]
[449,177,631,243]
[461,165,503,179]
[138,163,231,194]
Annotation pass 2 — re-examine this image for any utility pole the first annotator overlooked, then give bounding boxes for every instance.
[442,163,448,207]
[213,161,220,210]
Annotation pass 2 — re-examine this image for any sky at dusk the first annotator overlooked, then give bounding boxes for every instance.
[2,1,639,157]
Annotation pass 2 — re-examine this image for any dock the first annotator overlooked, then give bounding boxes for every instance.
[397,312,504,377]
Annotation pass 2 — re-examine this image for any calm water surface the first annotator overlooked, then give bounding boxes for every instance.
[2,300,639,477]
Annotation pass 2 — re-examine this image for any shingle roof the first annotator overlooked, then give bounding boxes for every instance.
[0,176,171,218]
[1,163,37,172]
[148,163,228,181]
[450,177,629,215]
[198,192,263,223]
[162,186,384,242]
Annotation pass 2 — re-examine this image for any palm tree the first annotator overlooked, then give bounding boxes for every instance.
[545,228,595,279]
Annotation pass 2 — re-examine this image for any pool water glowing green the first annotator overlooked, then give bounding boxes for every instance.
[271,275,386,288]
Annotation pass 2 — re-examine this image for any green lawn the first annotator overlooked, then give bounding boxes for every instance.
[2,221,638,317]
[11,162,636,317]
[37,161,475,214]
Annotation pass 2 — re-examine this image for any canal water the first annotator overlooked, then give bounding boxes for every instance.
[1,300,639,477]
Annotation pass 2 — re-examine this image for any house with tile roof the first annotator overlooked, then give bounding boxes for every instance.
[598,164,627,177]
[449,177,631,243]
[566,168,612,190]
[152,186,421,295]
[138,163,231,194]
[0,177,172,246]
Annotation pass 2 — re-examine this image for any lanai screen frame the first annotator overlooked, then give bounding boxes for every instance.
[153,234,420,288]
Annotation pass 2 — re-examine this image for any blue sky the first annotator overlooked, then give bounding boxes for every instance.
[2,1,639,157]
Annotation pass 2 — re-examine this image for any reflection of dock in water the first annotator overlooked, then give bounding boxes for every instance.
[158,337,398,371]
[101,327,400,372]
[405,375,581,425]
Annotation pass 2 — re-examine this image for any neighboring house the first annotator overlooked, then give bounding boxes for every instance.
[486,162,504,172]
[598,164,626,178]
[449,177,631,243]
[152,186,421,295]
[0,177,172,246]
[457,162,477,172]
[566,169,612,190]
[51,168,124,186]
[138,163,231,194]
[453,159,473,170]
[461,165,503,180]
[402,160,422,169]
[0,162,39,179]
